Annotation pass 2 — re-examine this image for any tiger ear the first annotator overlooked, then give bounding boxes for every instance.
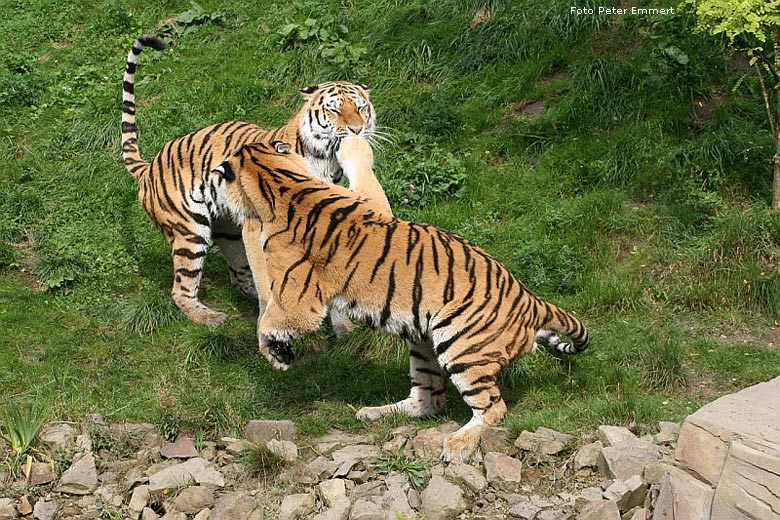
[298,84,319,98]
[271,140,292,154]
[357,83,372,94]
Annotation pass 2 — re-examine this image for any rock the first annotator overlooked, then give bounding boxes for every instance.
[39,423,76,453]
[483,452,523,492]
[481,427,517,455]
[597,426,635,447]
[653,466,713,520]
[141,508,160,520]
[349,497,385,520]
[538,509,572,520]
[23,461,55,486]
[279,493,315,520]
[298,455,339,484]
[508,501,539,519]
[515,427,574,457]
[32,500,58,520]
[641,461,669,485]
[128,485,151,518]
[653,422,679,445]
[603,476,647,512]
[420,475,468,520]
[173,486,214,514]
[331,444,381,464]
[193,509,211,520]
[380,485,416,519]
[351,481,386,499]
[161,513,186,520]
[445,461,488,492]
[55,452,98,495]
[623,507,647,520]
[244,419,295,444]
[95,484,124,508]
[574,488,604,510]
[313,496,351,520]
[574,441,604,470]
[597,439,660,481]
[148,457,224,492]
[710,439,780,519]
[0,498,16,520]
[316,430,373,453]
[267,439,298,462]
[220,437,246,456]
[412,423,459,460]
[160,436,198,459]
[17,497,31,516]
[578,500,620,520]
[319,479,348,507]
[209,492,263,520]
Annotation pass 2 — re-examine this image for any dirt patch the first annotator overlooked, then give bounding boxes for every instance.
[691,92,725,128]
[504,100,546,123]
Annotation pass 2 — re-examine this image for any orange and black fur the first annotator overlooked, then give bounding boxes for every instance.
[213,138,590,462]
[121,35,376,328]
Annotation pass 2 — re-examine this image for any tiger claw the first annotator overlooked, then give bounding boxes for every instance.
[260,337,294,371]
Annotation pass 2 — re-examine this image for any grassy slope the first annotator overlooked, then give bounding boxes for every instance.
[1,0,779,442]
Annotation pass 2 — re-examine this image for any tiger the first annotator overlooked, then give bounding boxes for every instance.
[211,135,590,462]
[120,34,376,331]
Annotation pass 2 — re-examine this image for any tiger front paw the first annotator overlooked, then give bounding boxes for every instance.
[260,336,294,371]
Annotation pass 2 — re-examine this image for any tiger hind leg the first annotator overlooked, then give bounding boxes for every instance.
[356,340,447,420]
[212,219,257,300]
[170,233,228,325]
[328,307,355,339]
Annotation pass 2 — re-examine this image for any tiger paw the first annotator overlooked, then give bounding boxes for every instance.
[187,307,228,326]
[441,427,482,463]
[355,405,387,421]
[261,337,294,371]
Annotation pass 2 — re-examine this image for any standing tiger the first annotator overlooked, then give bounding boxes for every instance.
[213,136,590,462]
[121,34,376,329]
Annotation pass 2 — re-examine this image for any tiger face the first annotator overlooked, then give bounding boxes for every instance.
[297,81,375,181]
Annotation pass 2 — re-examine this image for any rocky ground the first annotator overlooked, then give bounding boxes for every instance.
[0,414,679,520]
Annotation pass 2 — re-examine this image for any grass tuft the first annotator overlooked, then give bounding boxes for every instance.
[120,291,182,336]
[237,442,288,479]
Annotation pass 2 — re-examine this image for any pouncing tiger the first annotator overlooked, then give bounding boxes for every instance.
[212,136,590,462]
[121,34,377,331]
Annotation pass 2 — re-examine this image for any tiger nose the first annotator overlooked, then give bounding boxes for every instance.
[348,125,363,135]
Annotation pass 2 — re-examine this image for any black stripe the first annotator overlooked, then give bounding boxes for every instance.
[126,61,137,74]
[122,80,134,95]
[121,122,136,134]
[173,248,207,259]
[379,262,397,328]
[175,267,201,277]
[370,221,397,282]
[121,100,136,115]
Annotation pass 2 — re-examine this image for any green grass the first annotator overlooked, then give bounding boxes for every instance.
[1,0,779,449]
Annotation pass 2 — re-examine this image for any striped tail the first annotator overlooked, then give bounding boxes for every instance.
[535,302,589,355]
[121,35,165,180]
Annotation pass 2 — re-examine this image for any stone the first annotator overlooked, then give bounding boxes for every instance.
[598,439,660,481]
[597,426,635,447]
[267,439,298,462]
[331,444,381,464]
[641,461,669,485]
[299,455,339,484]
[652,466,713,520]
[412,427,446,460]
[654,422,679,445]
[55,452,98,494]
[279,493,315,520]
[481,427,517,455]
[23,461,56,486]
[32,500,58,520]
[220,437,245,456]
[161,513,186,520]
[0,498,16,520]
[508,501,539,519]
[160,436,198,459]
[244,419,295,444]
[315,430,373,453]
[17,497,31,516]
[603,476,646,512]
[348,497,384,520]
[39,423,76,453]
[574,441,604,470]
[578,500,620,520]
[95,484,124,507]
[710,439,780,519]
[351,481,386,499]
[673,420,727,486]
[209,492,263,520]
[319,479,348,507]
[193,509,211,520]
[380,485,415,519]
[538,510,572,520]
[129,485,151,518]
[420,475,468,520]
[484,451,523,492]
[574,488,604,510]
[141,508,160,520]
[173,486,214,514]
[445,461,488,492]
[623,507,647,520]
[313,496,351,520]
[515,430,569,457]
[148,457,224,491]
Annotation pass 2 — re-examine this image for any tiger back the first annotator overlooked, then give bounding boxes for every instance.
[120,34,376,329]
[214,138,590,462]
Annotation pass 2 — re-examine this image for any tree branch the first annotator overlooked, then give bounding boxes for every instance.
[755,60,777,145]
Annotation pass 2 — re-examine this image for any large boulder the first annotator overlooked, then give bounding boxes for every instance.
[654,376,780,519]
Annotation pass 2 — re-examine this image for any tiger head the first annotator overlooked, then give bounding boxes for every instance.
[296,81,375,182]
